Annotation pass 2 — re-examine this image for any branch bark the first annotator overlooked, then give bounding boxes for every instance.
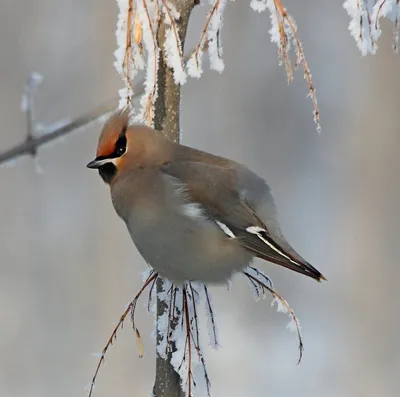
[152,1,196,396]
[0,100,117,166]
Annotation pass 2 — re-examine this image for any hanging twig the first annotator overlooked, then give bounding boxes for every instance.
[88,271,158,397]
[0,47,204,168]
[243,270,304,364]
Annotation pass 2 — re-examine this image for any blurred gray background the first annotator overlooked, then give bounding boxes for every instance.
[1,1,399,396]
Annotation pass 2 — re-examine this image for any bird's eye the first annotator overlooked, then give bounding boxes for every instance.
[114,135,127,156]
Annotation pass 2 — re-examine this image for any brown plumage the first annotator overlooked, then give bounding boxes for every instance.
[87,111,326,284]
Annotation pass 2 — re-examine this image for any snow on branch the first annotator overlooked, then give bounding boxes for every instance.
[344,0,400,54]
[161,0,187,85]
[250,0,320,131]
[3,1,399,168]
[115,0,321,130]
[0,0,322,169]
[88,267,304,397]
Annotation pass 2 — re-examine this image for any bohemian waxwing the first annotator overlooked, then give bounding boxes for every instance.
[87,110,326,284]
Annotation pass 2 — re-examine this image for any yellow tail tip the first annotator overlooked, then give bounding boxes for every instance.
[318,274,328,282]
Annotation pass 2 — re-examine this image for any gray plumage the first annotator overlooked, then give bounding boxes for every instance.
[87,112,325,284]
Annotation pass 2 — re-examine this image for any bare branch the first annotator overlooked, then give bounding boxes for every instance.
[0,99,116,167]
[0,46,195,167]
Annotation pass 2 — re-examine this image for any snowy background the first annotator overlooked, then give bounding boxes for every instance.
[0,1,399,396]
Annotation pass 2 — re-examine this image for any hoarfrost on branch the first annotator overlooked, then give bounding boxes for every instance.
[343,0,400,54]
[113,0,322,130]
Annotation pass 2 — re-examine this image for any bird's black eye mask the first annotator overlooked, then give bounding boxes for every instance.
[95,126,127,162]
[87,124,128,183]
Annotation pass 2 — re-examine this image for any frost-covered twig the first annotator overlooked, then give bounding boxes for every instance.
[89,266,306,397]
[157,281,212,397]
[161,0,187,84]
[187,0,225,78]
[243,268,304,364]
[344,0,400,54]
[0,48,202,168]
[88,270,158,397]
[0,99,117,167]
[115,0,321,132]
[250,0,321,131]
[138,0,160,125]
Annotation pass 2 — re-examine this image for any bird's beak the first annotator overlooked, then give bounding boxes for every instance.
[87,157,110,169]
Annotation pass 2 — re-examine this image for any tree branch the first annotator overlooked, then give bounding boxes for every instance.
[152,1,197,396]
[0,44,197,168]
[0,99,117,166]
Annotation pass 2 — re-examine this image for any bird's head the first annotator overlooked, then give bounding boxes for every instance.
[87,108,161,184]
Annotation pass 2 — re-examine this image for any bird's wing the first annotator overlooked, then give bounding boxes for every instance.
[161,160,325,281]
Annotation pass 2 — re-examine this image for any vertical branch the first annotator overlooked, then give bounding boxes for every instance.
[152,1,197,396]
[153,1,195,141]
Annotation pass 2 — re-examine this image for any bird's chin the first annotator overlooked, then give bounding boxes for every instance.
[98,163,117,184]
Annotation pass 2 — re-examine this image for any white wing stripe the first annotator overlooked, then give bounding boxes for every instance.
[246,226,300,265]
[216,221,236,238]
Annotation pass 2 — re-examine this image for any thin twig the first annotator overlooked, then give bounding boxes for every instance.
[188,283,200,348]
[0,48,200,168]
[193,0,221,65]
[0,100,116,166]
[88,271,158,397]
[243,270,304,364]
[122,0,135,106]
[204,286,218,347]
[160,0,184,62]
[141,0,159,124]
[394,0,400,52]
[188,284,211,397]
[147,274,158,312]
[182,286,193,397]
[375,0,387,29]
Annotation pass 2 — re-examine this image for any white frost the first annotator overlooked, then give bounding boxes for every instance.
[186,52,204,78]
[264,0,293,49]
[21,72,43,112]
[115,0,132,107]
[207,0,227,73]
[151,280,213,395]
[115,0,146,109]
[162,2,187,85]
[155,279,173,359]
[250,0,268,13]
[271,297,302,335]
[134,0,160,124]
[343,0,400,55]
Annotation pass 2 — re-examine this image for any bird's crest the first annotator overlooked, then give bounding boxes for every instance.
[96,107,131,158]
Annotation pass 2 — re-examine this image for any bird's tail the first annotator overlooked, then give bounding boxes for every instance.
[243,227,326,282]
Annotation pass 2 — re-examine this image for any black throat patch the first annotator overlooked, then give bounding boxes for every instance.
[98,163,117,184]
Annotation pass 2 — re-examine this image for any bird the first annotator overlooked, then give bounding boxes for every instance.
[87,109,326,284]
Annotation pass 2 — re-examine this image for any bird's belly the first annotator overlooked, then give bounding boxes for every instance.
[127,214,253,284]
